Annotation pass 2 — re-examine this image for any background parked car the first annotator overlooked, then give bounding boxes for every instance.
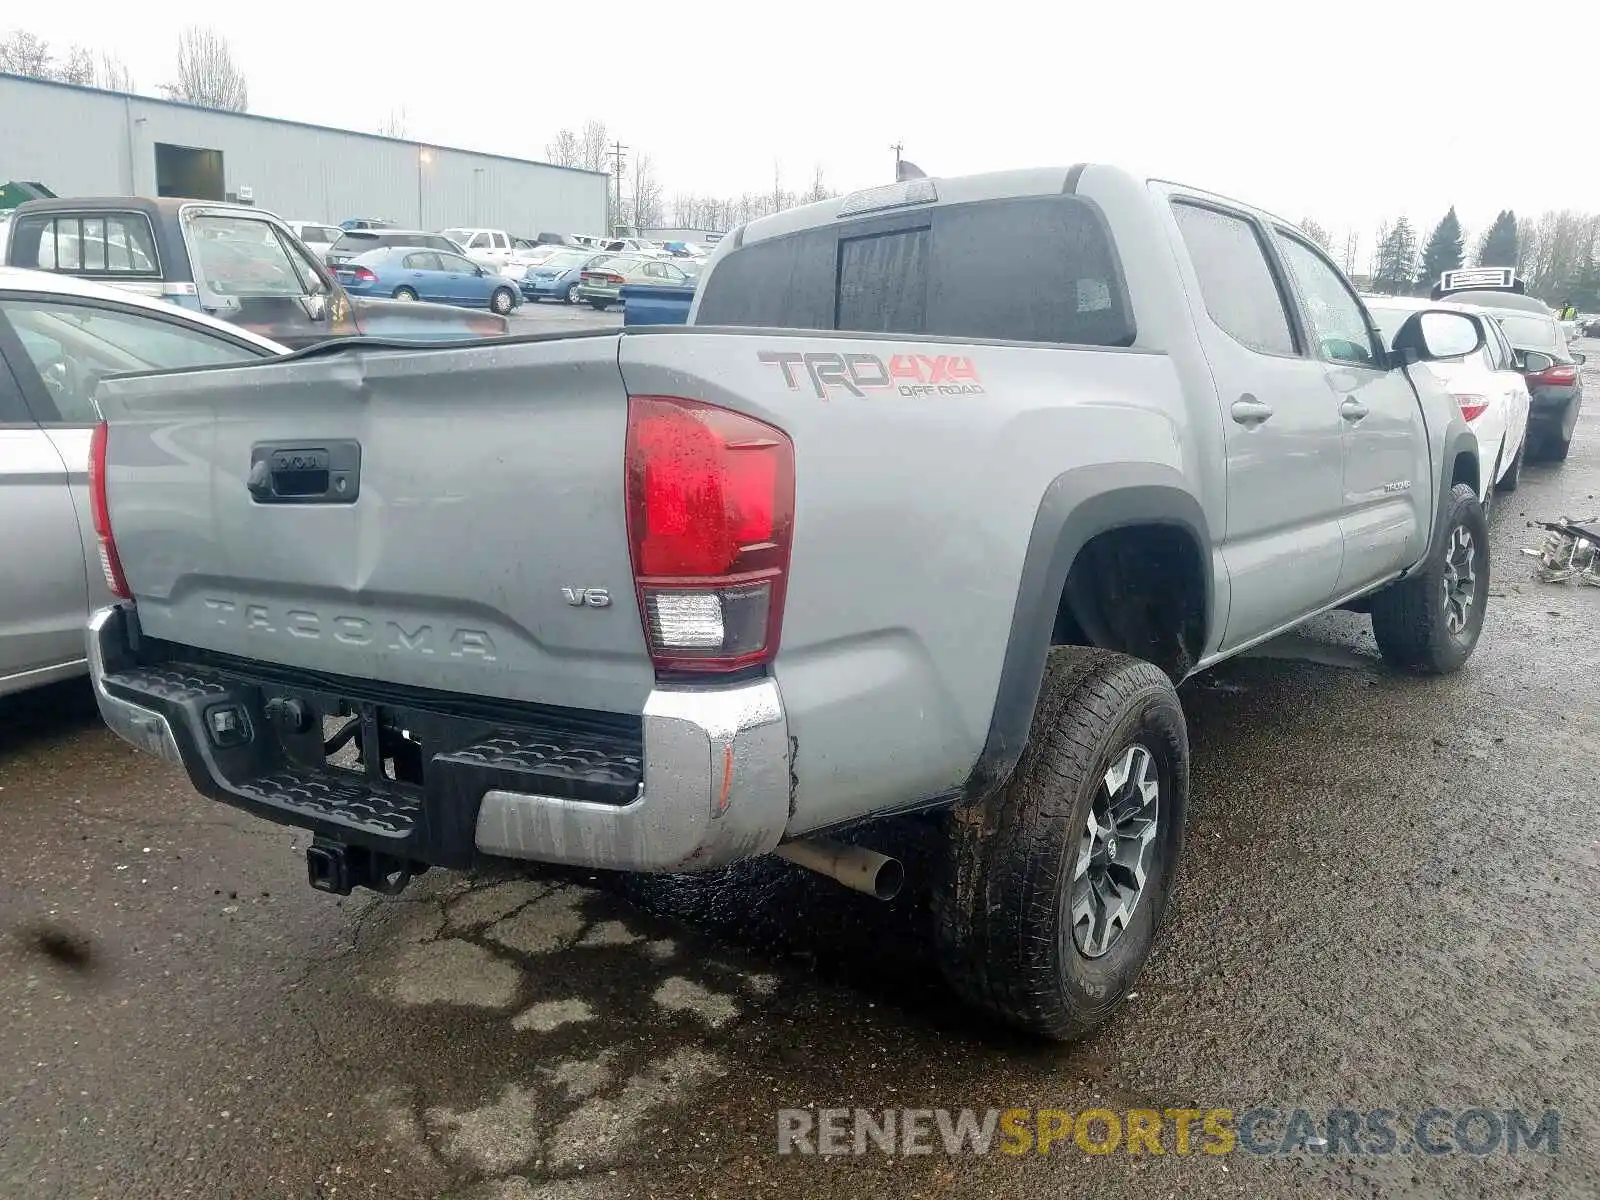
[1366,296,1531,502]
[325,228,465,267]
[340,217,397,230]
[439,227,516,272]
[286,221,343,260]
[519,250,612,304]
[1488,306,1586,462]
[577,254,695,310]
[5,197,509,345]
[499,243,570,281]
[335,246,521,314]
[0,266,283,698]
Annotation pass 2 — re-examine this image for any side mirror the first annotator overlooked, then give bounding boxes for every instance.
[1573,351,1587,365]
[1391,309,1484,363]
[1522,351,1555,374]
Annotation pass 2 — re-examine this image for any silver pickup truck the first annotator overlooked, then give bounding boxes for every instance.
[87,165,1491,1041]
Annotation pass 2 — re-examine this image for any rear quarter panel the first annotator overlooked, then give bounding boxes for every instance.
[620,329,1195,833]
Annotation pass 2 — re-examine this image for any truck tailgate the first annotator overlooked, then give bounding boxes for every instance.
[94,333,655,715]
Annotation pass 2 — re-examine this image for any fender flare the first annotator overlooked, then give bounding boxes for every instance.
[1421,424,1480,567]
[963,463,1212,797]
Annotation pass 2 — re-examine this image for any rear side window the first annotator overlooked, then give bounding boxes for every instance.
[331,233,378,254]
[695,195,1134,346]
[1171,203,1296,357]
[10,212,160,276]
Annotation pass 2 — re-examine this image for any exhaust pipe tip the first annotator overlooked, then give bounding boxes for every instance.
[774,837,904,901]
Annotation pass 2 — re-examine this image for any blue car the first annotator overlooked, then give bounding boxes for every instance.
[519,249,613,305]
[335,246,521,315]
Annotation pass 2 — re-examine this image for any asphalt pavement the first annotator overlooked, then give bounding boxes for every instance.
[2,340,1597,1200]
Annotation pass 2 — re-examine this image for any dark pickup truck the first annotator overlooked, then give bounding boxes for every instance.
[4,197,509,348]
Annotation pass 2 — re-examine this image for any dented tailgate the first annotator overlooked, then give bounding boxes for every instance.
[93,334,655,715]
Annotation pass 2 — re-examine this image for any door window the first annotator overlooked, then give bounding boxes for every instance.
[468,233,491,249]
[492,232,510,249]
[1272,231,1381,366]
[1,298,265,423]
[404,251,443,271]
[187,214,308,297]
[438,253,476,273]
[1172,203,1297,357]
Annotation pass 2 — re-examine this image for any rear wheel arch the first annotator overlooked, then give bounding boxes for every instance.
[964,468,1212,798]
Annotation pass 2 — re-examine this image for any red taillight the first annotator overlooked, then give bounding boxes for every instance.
[625,396,794,673]
[1529,364,1577,385]
[350,266,378,283]
[1453,394,1490,422]
[88,421,130,599]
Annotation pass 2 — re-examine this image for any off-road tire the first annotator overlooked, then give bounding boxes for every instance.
[1370,482,1488,674]
[932,647,1188,1042]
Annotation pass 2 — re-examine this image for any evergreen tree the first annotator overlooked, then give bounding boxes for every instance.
[1476,210,1518,267]
[1416,207,1465,291]
[1372,218,1420,295]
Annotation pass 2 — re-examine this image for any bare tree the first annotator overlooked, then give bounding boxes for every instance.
[546,129,581,168]
[804,164,835,204]
[377,106,408,138]
[159,26,247,112]
[579,120,609,173]
[628,154,663,229]
[0,29,54,77]
[1298,217,1332,251]
[56,45,93,85]
[1342,230,1361,277]
[95,53,133,92]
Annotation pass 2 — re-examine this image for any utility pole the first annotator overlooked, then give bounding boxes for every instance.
[609,139,629,233]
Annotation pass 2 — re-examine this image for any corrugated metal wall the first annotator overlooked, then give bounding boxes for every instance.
[0,74,609,237]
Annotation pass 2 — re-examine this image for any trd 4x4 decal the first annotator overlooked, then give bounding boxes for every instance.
[758,350,984,398]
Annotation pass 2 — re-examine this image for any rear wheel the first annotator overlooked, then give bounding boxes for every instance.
[392,287,418,302]
[490,287,515,316]
[1370,482,1488,674]
[932,647,1187,1041]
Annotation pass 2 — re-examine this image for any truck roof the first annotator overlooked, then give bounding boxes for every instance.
[727,165,1297,252]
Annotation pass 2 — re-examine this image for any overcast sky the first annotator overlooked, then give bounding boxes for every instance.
[19,0,1593,261]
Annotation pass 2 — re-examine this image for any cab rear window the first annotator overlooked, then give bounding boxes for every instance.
[9,212,161,276]
[695,194,1134,347]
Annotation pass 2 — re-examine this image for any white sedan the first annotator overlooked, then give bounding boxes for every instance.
[1366,296,1531,509]
[0,267,285,697]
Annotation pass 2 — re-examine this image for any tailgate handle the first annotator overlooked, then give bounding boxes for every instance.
[248,442,361,504]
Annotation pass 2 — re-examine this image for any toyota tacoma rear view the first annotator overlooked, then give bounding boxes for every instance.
[86,164,1491,1040]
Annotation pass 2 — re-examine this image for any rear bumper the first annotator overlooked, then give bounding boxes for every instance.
[1529,385,1578,424]
[87,605,791,874]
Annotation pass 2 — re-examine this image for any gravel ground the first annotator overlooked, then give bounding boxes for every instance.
[1,343,1596,1200]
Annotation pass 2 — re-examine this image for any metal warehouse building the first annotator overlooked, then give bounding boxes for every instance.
[0,73,609,237]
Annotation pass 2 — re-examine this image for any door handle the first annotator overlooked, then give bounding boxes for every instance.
[248,441,361,504]
[1231,396,1274,425]
[1340,397,1370,422]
